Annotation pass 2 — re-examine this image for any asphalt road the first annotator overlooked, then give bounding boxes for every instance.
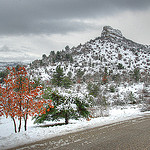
[13,114,150,150]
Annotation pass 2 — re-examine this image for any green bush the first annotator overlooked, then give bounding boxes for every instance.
[128,92,136,104]
[109,85,115,93]
[133,68,140,82]
[117,63,124,69]
[87,83,99,97]
[34,90,90,125]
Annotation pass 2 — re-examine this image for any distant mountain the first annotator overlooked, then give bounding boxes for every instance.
[30,26,150,83]
[0,45,38,63]
[0,45,39,71]
[0,62,28,72]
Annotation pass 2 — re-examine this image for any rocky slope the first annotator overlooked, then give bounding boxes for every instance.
[30,26,150,83]
[29,26,150,107]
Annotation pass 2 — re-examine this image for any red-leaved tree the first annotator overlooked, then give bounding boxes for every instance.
[102,74,108,84]
[0,67,53,133]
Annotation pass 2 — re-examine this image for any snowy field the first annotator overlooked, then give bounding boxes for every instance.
[0,105,149,150]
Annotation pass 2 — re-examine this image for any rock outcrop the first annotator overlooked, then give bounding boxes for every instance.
[101,26,123,39]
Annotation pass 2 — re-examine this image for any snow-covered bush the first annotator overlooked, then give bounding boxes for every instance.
[34,88,90,124]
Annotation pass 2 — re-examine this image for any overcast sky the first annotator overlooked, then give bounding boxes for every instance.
[0,0,150,62]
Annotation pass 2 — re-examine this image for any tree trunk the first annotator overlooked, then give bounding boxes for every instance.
[18,116,22,132]
[18,80,23,132]
[24,114,28,131]
[65,112,69,124]
[12,117,17,133]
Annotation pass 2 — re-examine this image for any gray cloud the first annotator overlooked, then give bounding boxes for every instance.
[0,19,94,35]
[0,0,150,35]
[0,45,19,52]
[0,45,38,62]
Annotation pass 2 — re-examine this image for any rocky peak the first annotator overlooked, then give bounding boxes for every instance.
[100,26,149,51]
[101,26,123,40]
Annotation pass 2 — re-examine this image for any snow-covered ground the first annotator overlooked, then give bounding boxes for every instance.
[0,105,149,150]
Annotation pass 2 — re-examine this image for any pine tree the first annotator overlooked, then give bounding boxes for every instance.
[133,68,140,82]
[62,76,72,89]
[42,54,47,60]
[0,69,8,83]
[51,65,64,87]
[87,83,99,97]
[34,89,90,125]
[56,51,61,61]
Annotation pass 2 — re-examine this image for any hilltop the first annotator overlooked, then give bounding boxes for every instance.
[29,26,150,109]
[30,26,150,80]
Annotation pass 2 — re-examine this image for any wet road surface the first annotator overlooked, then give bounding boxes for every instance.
[12,114,150,150]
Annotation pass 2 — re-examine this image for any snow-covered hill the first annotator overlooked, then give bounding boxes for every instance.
[30,26,150,82]
[29,26,150,106]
